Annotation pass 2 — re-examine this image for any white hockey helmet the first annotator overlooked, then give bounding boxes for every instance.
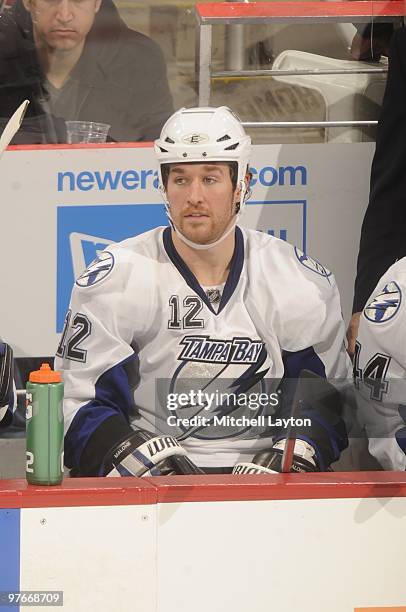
[154,106,252,250]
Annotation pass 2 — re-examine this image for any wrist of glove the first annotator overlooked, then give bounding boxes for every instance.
[232,439,318,475]
[102,430,205,477]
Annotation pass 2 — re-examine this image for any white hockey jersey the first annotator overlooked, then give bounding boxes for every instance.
[55,227,351,472]
[355,257,406,470]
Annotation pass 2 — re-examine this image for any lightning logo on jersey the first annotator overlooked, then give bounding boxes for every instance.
[164,335,271,441]
[364,281,402,323]
[294,246,332,283]
[76,251,115,287]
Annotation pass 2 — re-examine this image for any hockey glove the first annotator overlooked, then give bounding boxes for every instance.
[102,429,205,477]
[232,439,318,475]
[274,370,348,469]
[0,342,14,426]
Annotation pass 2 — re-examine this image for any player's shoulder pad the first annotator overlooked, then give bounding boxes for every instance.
[293,246,333,285]
[363,257,406,325]
[75,250,116,289]
[74,228,163,291]
[244,229,334,292]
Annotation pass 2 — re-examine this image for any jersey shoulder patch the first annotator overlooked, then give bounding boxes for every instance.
[294,247,332,283]
[76,251,115,288]
[364,281,402,323]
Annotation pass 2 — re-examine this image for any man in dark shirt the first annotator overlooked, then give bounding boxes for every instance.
[348,26,406,356]
[0,0,173,143]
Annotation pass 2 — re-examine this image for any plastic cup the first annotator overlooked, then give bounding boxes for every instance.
[66,121,111,144]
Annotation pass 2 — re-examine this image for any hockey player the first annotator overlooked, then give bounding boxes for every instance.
[56,106,351,477]
[354,257,406,470]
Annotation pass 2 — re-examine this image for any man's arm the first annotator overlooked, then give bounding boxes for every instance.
[279,270,351,470]
[55,277,136,475]
[346,312,361,359]
[235,270,351,474]
[56,251,201,477]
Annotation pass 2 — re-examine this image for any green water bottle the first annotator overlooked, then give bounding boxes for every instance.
[26,363,64,485]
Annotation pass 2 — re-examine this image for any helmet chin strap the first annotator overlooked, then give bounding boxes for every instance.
[161,181,247,251]
[171,214,240,250]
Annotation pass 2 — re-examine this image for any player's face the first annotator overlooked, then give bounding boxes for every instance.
[166,163,241,245]
[23,0,102,52]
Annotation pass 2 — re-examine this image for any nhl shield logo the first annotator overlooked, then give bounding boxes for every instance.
[76,251,115,287]
[205,288,222,305]
[364,281,402,323]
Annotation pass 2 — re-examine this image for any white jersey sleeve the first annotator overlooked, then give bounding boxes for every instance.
[245,237,351,469]
[276,246,350,380]
[278,249,351,468]
[354,258,406,470]
[54,242,155,475]
[245,239,351,380]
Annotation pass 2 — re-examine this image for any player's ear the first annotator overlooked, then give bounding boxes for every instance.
[234,183,243,213]
[95,0,102,13]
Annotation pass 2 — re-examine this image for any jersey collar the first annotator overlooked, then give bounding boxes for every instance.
[162,226,244,315]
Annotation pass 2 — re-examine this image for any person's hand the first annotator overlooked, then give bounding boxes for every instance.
[102,430,205,477]
[232,439,318,474]
[346,312,361,359]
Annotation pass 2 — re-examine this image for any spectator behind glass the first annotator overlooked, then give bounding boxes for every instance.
[0,0,173,143]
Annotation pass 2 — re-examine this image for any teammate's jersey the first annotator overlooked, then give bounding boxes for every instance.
[55,227,351,472]
[355,257,406,470]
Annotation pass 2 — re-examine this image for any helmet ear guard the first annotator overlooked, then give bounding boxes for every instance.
[234,175,252,214]
[154,106,252,250]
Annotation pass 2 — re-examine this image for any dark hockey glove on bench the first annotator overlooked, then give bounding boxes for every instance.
[232,439,318,474]
[102,429,205,477]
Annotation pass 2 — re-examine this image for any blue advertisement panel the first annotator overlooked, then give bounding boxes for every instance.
[57,204,167,331]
